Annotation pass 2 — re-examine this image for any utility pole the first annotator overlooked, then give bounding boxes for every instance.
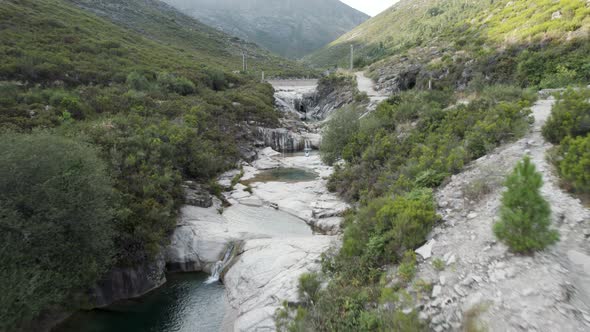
[242,52,246,72]
[261,71,265,83]
[350,44,354,72]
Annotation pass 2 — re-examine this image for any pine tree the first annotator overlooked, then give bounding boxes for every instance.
[493,156,559,253]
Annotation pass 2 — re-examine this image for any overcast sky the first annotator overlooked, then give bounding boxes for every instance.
[340,0,399,16]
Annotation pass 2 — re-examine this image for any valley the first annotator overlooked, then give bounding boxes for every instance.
[1,0,590,332]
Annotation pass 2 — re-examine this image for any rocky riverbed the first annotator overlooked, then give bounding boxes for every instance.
[166,148,347,331]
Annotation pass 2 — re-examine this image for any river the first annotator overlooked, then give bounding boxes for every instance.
[54,81,345,332]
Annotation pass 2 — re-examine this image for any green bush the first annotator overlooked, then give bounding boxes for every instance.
[328,87,532,202]
[320,105,361,165]
[557,134,590,193]
[493,157,559,253]
[342,189,439,265]
[298,273,322,305]
[397,251,417,284]
[542,88,590,144]
[126,71,151,91]
[157,72,196,96]
[0,132,115,330]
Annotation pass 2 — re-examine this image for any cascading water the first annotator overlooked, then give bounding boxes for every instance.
[304,139,312,157]
[205,243,235,284]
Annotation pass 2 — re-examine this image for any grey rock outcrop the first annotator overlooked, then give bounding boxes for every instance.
[224,237,336,331]
[91,253,166,308]
[182,181,212,208]
[306,78,357,120]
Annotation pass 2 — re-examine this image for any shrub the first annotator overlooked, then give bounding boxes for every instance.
[342,189,439,265]
[126,71,150,91]
[493,157,559,253]
[320,105,361,165]
[542,88,590,144]
[204,68,227,91]
[463,168,503,203]
[557,134,590,193]
[157,72,196,95]
[298,273,321,305]
[397,251,417,284]
[414,169,449,188]
[432,258,445,271]
[0,132,115,330]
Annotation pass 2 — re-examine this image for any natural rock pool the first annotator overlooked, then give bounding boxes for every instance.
[242,167,318,184]
[53,273,225,332]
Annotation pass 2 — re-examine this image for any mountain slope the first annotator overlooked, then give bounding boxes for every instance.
[0,0,313,85]
[66,0,314,77]
[163,0,369,58]
[306,0,590,90]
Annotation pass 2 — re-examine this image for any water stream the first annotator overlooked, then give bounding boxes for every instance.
[205,244,235,284]
[55,81,324,332]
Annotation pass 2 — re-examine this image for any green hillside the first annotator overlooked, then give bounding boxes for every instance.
[0,1,308,330]
[0,0,313,85]
[306,0,590,88]
[67,0,313,77]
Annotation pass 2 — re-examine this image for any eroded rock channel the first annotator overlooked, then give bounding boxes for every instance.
[56,80,347,332]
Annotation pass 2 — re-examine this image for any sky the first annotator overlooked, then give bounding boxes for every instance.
[340,0,400,16]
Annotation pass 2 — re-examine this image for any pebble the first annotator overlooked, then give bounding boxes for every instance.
[440,275,447,285]
[467,212,478,219]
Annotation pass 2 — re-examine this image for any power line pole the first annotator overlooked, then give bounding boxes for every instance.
[350,44,354,72]
[242,52,246,72]
[261,71,265,83]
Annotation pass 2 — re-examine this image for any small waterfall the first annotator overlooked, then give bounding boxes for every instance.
[256,127,311,153]
[304,139,312,157]
[205,243,235,284]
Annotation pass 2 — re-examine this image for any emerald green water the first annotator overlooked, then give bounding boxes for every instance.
[53,273,225,332]
[243,167,318,184]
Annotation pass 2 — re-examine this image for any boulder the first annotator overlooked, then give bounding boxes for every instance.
[416,239,436,260]
[182,181,212,208]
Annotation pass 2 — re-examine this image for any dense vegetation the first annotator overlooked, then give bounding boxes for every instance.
[543,88,590,194]
[494,157,559,253]
[306,0,590,89]
[0,133,115,330]
[0,0,313,86]
[0,0,312,329]
[279,84,537,331]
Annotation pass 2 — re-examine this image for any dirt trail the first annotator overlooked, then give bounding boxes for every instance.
[355,71,388,109]
[413,96,590,331]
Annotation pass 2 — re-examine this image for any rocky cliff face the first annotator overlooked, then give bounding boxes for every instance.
[90,254,166,308]
[162,0,368,58]
[306,80,357,120]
